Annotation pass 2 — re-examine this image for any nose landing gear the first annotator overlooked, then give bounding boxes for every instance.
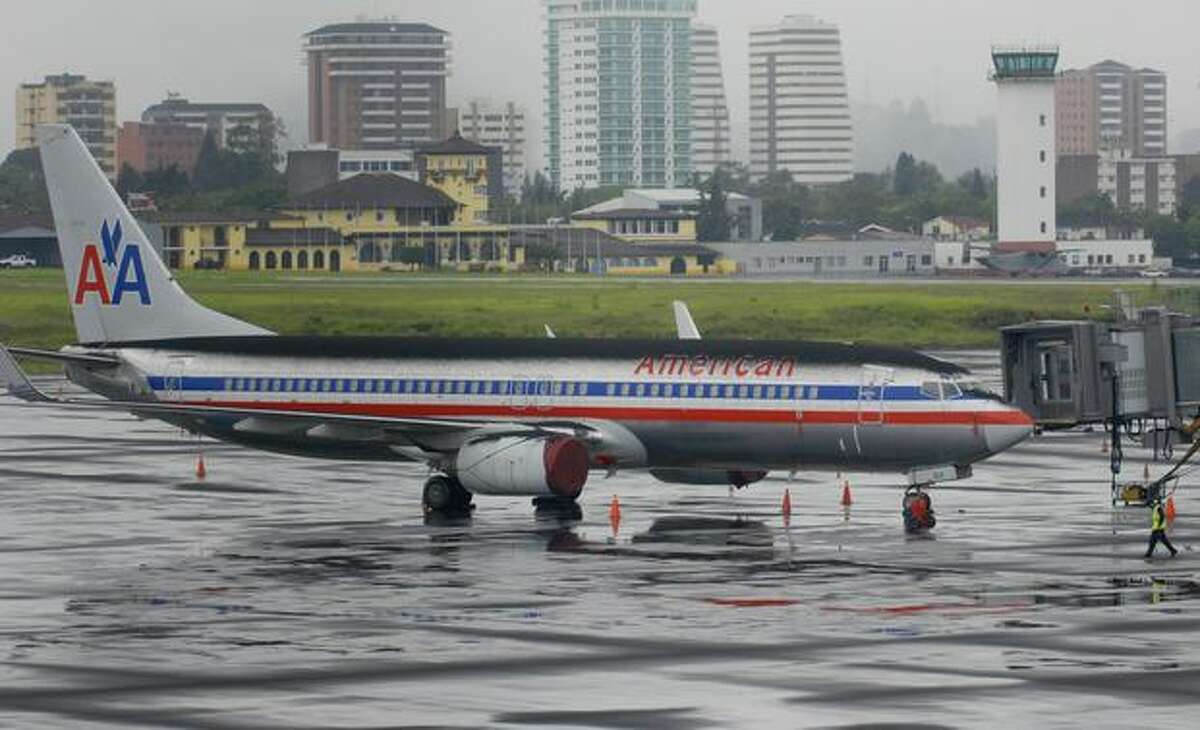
[423,475,474,517]
[902,486,936,533]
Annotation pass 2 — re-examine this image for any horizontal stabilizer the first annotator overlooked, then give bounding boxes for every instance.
[0,344,55,402]
[8,347,120,367]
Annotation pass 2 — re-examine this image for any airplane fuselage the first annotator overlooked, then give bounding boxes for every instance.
[64,336,1030,476]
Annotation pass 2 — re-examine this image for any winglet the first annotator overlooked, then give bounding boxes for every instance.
[673,301,702,340]
[544,324,557,339]
[0,344,55,402]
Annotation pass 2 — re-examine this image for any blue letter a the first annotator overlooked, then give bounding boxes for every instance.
[111,245,151,305]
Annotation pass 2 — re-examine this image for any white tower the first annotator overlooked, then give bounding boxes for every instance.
[991,46,1058,250]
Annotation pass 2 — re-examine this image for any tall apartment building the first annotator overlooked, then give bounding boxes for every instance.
[544,0,696,191]
[459,99,527,196]
[690,23,731,179]
[16,73,116,177]
[142,96,277,156]
[749,15,854,184]
[304,22,452,150]
[1056,60,1167,157]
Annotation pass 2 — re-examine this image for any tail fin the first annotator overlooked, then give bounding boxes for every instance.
[36,124,271,344]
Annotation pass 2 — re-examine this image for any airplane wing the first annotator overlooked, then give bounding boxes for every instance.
[1,343,610,457]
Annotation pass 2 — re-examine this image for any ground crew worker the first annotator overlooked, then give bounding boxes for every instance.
[1145,497,1178,559]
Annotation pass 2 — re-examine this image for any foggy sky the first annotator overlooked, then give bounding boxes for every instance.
[4,0,1198,172]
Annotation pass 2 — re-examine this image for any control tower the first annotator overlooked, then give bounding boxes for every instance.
[991,46,1059,252]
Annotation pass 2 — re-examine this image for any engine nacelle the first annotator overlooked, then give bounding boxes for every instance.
[649,468,768,488]
[455,436,589,498]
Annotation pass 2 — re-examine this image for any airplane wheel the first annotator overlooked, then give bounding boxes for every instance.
[532,496,583,520]
[423,476,473,515]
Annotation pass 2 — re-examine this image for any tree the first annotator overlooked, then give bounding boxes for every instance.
[1179,176,1200,222]
[696,169,732,241]
[0,148,49,213]
[893,152,918,196]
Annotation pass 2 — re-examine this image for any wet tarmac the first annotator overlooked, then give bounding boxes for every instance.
[1,359,1198,728]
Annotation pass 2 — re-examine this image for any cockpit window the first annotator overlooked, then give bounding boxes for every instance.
[941,380,963,399]
[920,381,943,400]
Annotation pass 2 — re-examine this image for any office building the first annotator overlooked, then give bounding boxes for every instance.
[991,46,1058,250]
[16,73,116,177]
[544,0,696,190]
[1056,60,1167,157]
[304,21,452,149]
[1058,149,1178,216]
[117,122,205,176]
[459,99,527,197]
[749,14,854,184]
[142,96,277,156]
[690,23,731,178]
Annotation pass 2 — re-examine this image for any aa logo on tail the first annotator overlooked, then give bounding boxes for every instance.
[74,219,151,306]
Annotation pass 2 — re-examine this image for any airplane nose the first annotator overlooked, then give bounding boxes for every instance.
[983,408,1034,455]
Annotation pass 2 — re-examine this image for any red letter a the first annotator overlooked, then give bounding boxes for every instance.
[74,246,111,305]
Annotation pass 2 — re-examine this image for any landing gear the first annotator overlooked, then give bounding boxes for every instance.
[902,486,936,533]
[532,495,583,520]
[422,475,474,516]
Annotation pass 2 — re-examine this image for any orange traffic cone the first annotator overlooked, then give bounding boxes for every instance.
[782,489,792,523]
[195,453,207,481]
[1166,495,1178,522]
[608,494,621,535]
[841,480,853,507]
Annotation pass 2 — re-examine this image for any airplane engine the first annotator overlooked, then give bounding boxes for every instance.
[649,468,768,488]
[455,436,589,498]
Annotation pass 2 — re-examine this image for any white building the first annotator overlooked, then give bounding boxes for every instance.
[335,148,417,181]
[459,99,528,198]
[142,96,276,155]
[749,14,854,184]
[991,46,1058,248]
[544,0,697,190]
[690,23,731,178]
[1097,148,1177,216]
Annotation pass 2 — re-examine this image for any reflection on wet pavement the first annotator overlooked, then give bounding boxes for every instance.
[0,366,1197,728]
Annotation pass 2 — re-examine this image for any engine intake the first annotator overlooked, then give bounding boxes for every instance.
[455,436,589,498]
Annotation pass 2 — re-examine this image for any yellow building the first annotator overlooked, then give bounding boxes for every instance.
[416,132,497,225]
[16,73,117,178]
[140,173,525,273]
[569,209,698,244]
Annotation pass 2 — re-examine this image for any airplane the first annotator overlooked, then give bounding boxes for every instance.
[0,125,1034,523]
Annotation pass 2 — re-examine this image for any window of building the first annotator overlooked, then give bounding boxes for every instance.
[1040,222,1047,234]
[1040,186,1047,198]
[921,255,932,265]
[1039,114,1047,127]
[1039,150,1047,163]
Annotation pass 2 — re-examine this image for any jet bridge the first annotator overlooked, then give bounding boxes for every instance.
[1002,304,1200,463]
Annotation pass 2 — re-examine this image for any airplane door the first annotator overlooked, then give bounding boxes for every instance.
[163,357,190,402]
[858,365,892,425]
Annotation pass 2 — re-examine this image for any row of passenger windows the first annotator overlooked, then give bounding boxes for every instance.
[219,378,812,400]
[215,378,967,400]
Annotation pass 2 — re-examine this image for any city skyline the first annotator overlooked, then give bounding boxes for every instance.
[4,0,1199,178]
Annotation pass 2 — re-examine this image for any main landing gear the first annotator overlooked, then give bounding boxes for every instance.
[422,475,474,517]
[902,486,936,533]
[532,496,583,520]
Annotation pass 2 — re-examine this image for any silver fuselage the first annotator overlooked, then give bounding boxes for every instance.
[65,339,1032,474]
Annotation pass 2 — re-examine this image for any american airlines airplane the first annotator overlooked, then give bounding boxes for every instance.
[0,126,1033,521]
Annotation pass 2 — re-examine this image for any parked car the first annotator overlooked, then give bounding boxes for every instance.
[0,254,36,269]
[1138,269,1168,278]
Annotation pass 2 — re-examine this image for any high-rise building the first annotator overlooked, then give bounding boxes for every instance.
[1056,60,1167,157]
[142,96,278,157]
[749,15,854,184]
[991,46,1058,250]
[16,73,116,177]
[459,99,527,196]
[544,0,696,191]
[304,22,451,150]
[690,23,731,179]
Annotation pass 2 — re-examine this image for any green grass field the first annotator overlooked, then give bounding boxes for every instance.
[1,269,1193,358]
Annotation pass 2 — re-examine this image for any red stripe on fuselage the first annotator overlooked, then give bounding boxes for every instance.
[180,400,1032,427]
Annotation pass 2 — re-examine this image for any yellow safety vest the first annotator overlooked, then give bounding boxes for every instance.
[1152,505,1166,531]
